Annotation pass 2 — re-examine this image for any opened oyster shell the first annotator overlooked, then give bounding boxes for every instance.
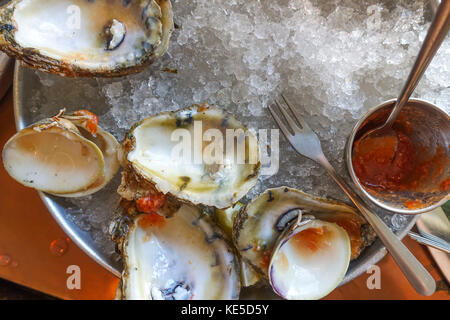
[118,104,260,209]
[2,110,119,196]
[59,117,120,197]
[213,203,261,288]
[269,217,351,300]
[0,0,173,77]
[233,187,376,277]
[111,197,241,300]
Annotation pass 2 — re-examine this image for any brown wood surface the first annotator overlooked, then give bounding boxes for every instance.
[0,89,448,300]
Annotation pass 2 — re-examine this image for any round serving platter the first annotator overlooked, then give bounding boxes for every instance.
[12,0,439,299]
[13,64,418,298]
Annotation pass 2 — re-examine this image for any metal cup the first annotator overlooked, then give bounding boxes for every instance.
[346,98,450,215]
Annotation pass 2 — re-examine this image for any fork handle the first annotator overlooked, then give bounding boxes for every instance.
[317,155,436,296]
[408,232,450,254]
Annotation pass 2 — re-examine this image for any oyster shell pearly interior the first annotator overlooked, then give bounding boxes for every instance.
[0,0,174,77]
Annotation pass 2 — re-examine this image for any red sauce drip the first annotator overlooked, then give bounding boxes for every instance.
[404,199,424,209]
[136,193,167,228]
[49,238,69,256]
[197,102,208,112]
[73,110,99,135]
[259,250,272,271]
[138,212,166,228]
[136,193,166,214]
[291,226,332,255]
[320,216,362,260]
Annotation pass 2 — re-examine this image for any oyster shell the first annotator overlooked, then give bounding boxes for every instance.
[2,110,119,196]
[55,120,120,197]
[118,104,260,209]
[233,187,376,277]
[0,0,173,77]
[213,202,261,287]
[111,199,241,300]
[269,218,351,300]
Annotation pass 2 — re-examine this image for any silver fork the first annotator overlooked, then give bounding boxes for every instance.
[269,94,436,296]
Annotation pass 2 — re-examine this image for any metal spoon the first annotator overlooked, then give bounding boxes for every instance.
[359,0,450,145]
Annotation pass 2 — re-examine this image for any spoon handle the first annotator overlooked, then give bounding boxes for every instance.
[384,0,450,128]
[317,155,436,296]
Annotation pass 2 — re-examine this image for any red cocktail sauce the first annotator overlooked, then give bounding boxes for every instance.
[352,129,416,191]
[291,226,332,255]
[352,121,450,205]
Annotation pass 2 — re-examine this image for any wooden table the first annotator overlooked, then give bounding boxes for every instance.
[0,89,448,300]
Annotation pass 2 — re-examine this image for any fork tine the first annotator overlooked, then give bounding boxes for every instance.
[274,99,299,133]
[281,94,311,132]
[268,105,293,139]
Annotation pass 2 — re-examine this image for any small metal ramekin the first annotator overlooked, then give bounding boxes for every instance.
[345,98,450,215]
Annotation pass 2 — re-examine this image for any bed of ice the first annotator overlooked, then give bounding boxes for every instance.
[19,0,448,269]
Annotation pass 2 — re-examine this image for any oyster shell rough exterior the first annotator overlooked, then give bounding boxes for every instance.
[118,104,260,209]
[213,202,261,287]
[112,203,241,300]
[233,187,376,277]
[0,0,174,77]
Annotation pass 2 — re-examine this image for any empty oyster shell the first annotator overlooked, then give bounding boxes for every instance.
[2,110,119,196]
[118,104,260,209]
[232,187,376,277]
[0,0,174,77]
[269,218,351,300]
[213,202,261,287]
[55,120,120,197]
[111,200,241,300]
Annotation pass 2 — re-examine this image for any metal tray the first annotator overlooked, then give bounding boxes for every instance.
[13,64,122,277]
[13,62,418,293]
